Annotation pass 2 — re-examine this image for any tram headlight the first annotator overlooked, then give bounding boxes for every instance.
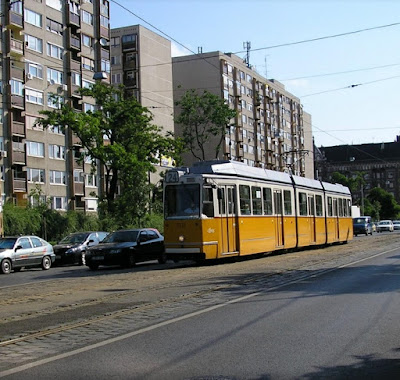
[178,235,185,242]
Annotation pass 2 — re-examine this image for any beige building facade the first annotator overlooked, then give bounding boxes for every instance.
[173,52,314,178]
[110,25,174,183]
[0,0,111,213]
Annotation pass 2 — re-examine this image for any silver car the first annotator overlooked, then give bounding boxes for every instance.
[0,236,55,274]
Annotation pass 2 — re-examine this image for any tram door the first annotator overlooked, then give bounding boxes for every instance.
[333,198,339,240]
[274,190,284,247]
[218,185,238,254]
[308,195,316,243]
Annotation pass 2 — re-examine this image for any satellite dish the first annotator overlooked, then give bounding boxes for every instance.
[99,38,108,47]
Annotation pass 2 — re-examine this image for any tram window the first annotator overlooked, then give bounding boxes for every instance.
[202,187,214,217]
[164,184,200,218]
[299,192,307,216]
[283,190,292,215]
[327,197,333,217]
[252,186,262,215]
[333,198,338,216]
[239,185,251,214]
[263,188,273,215]
[315,195,323,216]
[338,198,343,217]
[228,188,235,214]
[218,188,226,214]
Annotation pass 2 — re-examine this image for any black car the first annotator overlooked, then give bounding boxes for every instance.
[53,231,108,265]
[353,216,373,236]
[85,228,166,270]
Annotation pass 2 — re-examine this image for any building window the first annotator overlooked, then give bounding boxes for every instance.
[27,141,45,157]
[47,43,63,59]
[101,59,110,73]
[25,88,44,105]
[122,34,136,43]
[82,34,93,48]
[82,10,93,25]
[46,18,63,35]
[47,68,63,85]
[0,109,3,124]
[26,61,43,79]
[49,144,65,159]
[82,57,95,71]
[52,196,67,210]
[49,125,64,135]
[69,1,79,15]
[27,168,45,183]
[86,173,97,187]
[72,72,81,86]
[111,73,121,84]
[82,79,94,89]
[100,0,109,16]
[100,15,109,28]
[46,0,62,11]
[83,103,95,113]
[50,170,66,185]
[111,36,120,47]
[111,56,120,65]
[25,35,43,53]
[74,170,84,183]
[25,9,43,27]
[10,1,23,13]
[11,80,23,96]
[47,94,63,109]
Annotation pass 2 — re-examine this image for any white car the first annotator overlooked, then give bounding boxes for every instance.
[392,220,400,230]
[0,236,55,274]
[376,220,394,233]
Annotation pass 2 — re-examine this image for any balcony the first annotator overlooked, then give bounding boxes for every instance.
[69,33,81,50]
[8,11,23,29]
[9,37,24,55]
[11,95,24,110]
[74,182,84,195]
[124,58,137,70]
[67,12,80,27]
[13,177,27,193]
[12,120,25,137]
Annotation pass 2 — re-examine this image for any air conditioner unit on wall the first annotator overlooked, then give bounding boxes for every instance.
[26,73,33,80]
[0,151,7,158]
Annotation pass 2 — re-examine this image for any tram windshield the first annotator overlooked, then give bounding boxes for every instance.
[165,184,201,219]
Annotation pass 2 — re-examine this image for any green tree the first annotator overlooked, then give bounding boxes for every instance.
[367,187,400,219]
[38,82,182,223]
[175,89,237,161]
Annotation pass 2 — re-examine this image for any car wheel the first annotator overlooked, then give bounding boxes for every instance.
[126,253,136,268]
[88,263,99,270]
[1,259,12,274]
[79,252,86,266]
[41,256,52,270]
[158,251,167,264]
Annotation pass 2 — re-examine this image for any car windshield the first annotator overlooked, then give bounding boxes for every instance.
[59,233,89,244]
[379,221,389,225]
[0,238,17,249]
[102,231,139,243]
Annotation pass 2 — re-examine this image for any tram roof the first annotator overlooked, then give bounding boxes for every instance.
[190,160,293,185]
[189,160,351,195]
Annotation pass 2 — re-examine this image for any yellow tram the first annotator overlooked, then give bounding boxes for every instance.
[164,160,353,261]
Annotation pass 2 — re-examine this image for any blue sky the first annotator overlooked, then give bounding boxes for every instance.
[110,0,400,148]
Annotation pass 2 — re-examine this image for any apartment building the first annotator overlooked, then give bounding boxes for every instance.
[315,137,400,204]
[1,0,110,212]
[110,25,174,182]
[173,52,313,178]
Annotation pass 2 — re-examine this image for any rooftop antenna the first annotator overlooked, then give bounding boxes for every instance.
[198,47,203,54]
[243,41,251,67]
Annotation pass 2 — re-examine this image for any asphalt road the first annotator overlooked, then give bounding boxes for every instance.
[1,233,400,379]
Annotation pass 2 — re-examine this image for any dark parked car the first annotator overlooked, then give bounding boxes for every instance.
[54,231,108,265]
[353,216,373,236]
[0,236,55,274]
[85,228,166,270]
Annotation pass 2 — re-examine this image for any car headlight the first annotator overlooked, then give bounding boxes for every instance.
[66,247,80,254]
[178,235,185,242]
[110,249,122,254]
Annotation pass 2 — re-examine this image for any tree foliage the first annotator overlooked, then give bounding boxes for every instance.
[367,187,400,220]
[38,82,182,224]
[175,89,237,161]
